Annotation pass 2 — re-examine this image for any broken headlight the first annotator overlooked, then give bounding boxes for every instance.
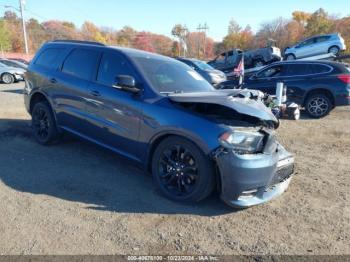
[219,130,265,154]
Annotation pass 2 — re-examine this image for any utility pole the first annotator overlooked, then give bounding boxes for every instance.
[181,26,188,57]
[197,23,209,59]
[19,0,29,54]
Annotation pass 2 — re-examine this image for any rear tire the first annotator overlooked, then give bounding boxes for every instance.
[1,73,14,84]
[31,102,61,145]
[305,93,332,118]
[328,46,340,56]
[152,136,215,203]
[285,54,296,60]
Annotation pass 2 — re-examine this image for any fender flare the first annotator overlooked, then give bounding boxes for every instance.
[145,129,215,171]
[29,91,59,123]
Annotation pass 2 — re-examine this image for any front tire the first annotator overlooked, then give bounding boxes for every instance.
[305,93,332,118]
[1,73,15,84]
[152,136,215,202]
[31,102,60,145]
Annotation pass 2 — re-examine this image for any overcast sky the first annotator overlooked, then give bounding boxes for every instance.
[1,0,349,41]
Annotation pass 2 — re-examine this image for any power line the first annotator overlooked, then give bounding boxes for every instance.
[24,8,47,20]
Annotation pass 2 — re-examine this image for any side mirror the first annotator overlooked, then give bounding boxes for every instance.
[113,75,140,93]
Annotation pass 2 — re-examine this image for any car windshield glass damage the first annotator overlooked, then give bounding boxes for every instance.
[131,56,215,94]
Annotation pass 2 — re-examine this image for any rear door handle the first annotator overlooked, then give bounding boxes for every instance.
[90,90,101,97]
[50,78,57,84]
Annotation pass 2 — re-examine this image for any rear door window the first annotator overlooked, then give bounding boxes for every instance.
[315,36,331,43]
[35,48,65,69]
[97,52,135,86]
[62,49,100,80]
[284,64,313,76]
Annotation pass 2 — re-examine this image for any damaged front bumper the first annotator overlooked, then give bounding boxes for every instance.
[215,143,294,208]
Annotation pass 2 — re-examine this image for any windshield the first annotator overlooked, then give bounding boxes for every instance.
[192,60,214,71]
[132,56,215,94]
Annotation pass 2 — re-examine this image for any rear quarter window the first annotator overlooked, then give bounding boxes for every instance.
[62,49,100,80]
[35,48,65,69]
[311,64,332,74]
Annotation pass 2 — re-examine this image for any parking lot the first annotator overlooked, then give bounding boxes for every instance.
[0,82,349,255]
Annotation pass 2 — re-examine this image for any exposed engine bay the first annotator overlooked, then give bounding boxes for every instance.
[168,89,279,129]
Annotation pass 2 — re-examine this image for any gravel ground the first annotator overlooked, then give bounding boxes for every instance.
[0,82,349,255]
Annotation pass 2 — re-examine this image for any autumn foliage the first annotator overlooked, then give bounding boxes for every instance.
[0,8,349,60]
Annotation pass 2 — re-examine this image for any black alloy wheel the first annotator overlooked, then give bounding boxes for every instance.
[158,144,198,197]
[32,102,60,144]
[305,93,332,118]
[152,137,215,202]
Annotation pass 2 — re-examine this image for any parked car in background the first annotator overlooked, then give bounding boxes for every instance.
[208,46,281,74]
[207,49,243,74]
[284,33,347,60]
[244,46,281,68]
[0,62,26,84]
[244,60,350,118]
[175,57,226,86]
[24,40,294,208]
[0,58,28,70]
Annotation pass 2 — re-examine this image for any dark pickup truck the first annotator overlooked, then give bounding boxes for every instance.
[208,47,282,74]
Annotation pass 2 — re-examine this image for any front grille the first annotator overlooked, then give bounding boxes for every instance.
[271,163,294,185]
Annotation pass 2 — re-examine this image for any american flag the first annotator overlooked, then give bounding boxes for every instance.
[233,56,244,77]
[233,56,244,85]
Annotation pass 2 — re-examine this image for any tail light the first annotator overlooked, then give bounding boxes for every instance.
[337,74,350,84]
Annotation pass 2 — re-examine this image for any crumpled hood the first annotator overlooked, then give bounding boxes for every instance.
[168,90,278,125]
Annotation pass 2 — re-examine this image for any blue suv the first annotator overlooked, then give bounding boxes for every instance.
[24,40,294,208]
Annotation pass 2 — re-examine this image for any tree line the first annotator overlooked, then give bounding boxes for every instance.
[0,8,349,59]
[221,8,350,54]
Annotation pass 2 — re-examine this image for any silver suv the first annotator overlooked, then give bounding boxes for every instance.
[284,33,346,60]
[0,62,26,84]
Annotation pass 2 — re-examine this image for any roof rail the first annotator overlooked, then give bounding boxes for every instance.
[51,40,105,46]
